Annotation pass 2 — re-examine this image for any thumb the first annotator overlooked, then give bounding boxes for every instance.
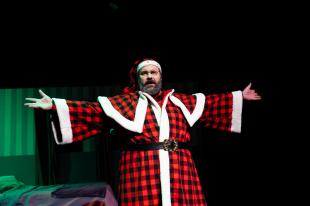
[38,89,48,98]
[245,82,252,90]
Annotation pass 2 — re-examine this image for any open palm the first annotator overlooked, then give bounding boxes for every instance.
[242,83,262,100]
[24,90,53,110]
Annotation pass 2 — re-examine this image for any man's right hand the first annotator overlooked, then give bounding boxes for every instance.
[24,89,53,110]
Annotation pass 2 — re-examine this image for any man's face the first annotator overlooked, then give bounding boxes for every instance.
[138,65,162,95]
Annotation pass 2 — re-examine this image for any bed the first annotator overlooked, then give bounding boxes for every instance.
[0,176,118,206]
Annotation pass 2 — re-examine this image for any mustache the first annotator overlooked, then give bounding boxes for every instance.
[145,80,156,85]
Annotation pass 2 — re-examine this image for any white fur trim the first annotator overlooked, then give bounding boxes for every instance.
[142,90,174,206]
[141,90,174,142]
[158,107,171,206]
[51,98,73,144]
[169,93,205,127]
[137,60,162,72]
[159,150,171,206]
[231,91,243,133]
[97,95,148,133]
[150,104,161,124]
[140,91,161,124]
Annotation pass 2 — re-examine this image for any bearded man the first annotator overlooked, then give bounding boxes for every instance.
[25,59,261,205]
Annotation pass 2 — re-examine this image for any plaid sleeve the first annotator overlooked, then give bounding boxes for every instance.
[173,93,197,113]
[51,99,105,144]
[199,91,243,133]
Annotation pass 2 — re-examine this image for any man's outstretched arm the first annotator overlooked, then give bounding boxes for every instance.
[198,82,262,133]
[24,89,105,144]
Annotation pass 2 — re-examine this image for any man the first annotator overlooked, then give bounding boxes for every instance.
[25,59,261,205]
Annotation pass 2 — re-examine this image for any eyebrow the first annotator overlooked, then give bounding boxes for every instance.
[140,69,159,73]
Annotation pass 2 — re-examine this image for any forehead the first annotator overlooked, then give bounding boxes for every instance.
[139,65,160,73]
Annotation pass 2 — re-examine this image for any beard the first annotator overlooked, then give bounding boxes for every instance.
[140,80,162,95]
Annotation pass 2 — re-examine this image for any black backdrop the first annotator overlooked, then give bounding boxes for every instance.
[1,1,279,88]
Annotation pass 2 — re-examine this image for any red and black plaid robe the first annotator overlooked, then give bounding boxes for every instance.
[51,89,243,206]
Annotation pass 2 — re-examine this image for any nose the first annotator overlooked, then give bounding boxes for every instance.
[147,72,153,79]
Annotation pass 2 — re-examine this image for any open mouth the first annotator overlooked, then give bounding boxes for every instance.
[145,84,155,88]
[145,82,155,86]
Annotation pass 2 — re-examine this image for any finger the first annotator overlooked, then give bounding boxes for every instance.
[247,90,255,95]
[251,90,260,95]
[249,89,256,93]
[245,82,252,90]
[254,93,261,97]
[253,97,262,100]
[24,103,39,108]
[25,98,39,102]
[251,94,261,98]
[252,96,262,100]
[39,89,48,98]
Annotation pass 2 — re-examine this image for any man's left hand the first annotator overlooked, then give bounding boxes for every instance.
[242,83,262,100]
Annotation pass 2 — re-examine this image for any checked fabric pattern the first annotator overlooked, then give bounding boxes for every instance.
[51,90,234,206]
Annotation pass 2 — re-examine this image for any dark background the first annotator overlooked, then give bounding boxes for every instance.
[1,1,282,88]
[0,1,282,205]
